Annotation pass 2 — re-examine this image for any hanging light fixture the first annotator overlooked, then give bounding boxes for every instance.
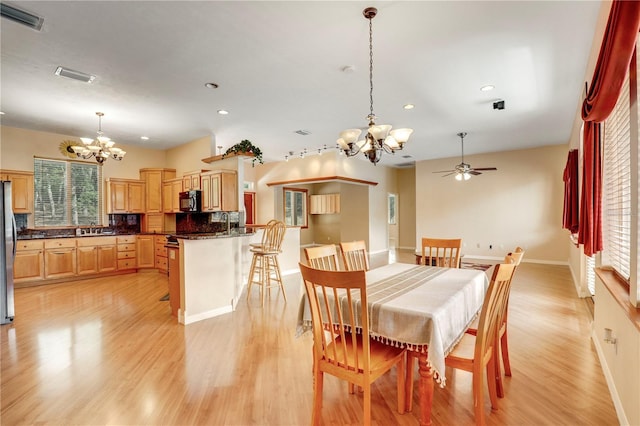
[71,112,126,164]
[337,7,413,165]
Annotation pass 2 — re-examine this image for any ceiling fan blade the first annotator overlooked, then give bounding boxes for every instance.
[441,172,456,177]
[432,170,455,173]
[471,167,497,171]
[469,170,482,176]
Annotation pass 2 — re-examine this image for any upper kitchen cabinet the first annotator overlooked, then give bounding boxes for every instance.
[106,178,145,214]
[310,194,341,214]
[162,178,183,213]
[140,168,176,213]
[201,170,238,212]
[0,169,34,214]
[182,170,210,191]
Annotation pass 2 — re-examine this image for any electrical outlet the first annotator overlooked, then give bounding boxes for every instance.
[489,244,493,250]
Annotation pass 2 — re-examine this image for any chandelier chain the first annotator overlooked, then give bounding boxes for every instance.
[369,15,374,120]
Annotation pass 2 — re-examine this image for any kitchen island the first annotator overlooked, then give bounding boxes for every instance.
[171,227,300,324]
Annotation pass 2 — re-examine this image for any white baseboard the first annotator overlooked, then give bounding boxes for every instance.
[591,327,629,426]
[182,305,233,325]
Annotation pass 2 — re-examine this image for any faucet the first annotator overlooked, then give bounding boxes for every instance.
[220,212,230,235]
[90,222,96,234]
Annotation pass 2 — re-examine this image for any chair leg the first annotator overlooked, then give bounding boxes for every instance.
[501,329,512,377]
[363,385,371,425]
[405,352,416,412]
[486,355,499,410]
[397,353,406,414]
[495,349,505,399]
[272,255,287,302]
[312,369,323,426]
[472,364,486,426]
[246,254,258,301]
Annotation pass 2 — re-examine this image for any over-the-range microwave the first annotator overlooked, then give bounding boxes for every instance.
[179,190,201,212]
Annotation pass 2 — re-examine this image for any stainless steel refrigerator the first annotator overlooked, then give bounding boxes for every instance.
[1,181,15,324]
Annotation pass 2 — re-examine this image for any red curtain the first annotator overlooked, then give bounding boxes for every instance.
[563,149,579,234]
[579,0,640,257]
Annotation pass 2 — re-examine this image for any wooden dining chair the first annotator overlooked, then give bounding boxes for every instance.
[298,263,406,425]
[467,247,524,397]
[304,244,341,271]
[246,221,287,306]
[339,240,370,271]
[407,261,516,426]
[421,237,462,268]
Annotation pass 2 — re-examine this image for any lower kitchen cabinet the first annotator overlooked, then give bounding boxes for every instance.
[14,240,44,283]
[137,235,155,268]
[98,245,117,273]
[117,236,137,271]
[77,246,98,275]
[44,239,77,279]
[154,235,168,273]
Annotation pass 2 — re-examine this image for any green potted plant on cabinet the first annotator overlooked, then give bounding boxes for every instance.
[222,139,263,166]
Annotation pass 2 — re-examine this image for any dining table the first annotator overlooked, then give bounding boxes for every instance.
[296,262,489,426]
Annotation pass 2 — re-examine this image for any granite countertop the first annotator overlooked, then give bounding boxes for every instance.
[17,232,133,240]
[172,229,255,240]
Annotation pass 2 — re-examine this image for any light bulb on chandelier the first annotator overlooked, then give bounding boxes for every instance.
[336,7,413,165]
[71,112,126,164]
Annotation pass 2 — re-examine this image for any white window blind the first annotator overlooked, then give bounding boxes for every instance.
[34,158,102,227]
[601,74,631,280]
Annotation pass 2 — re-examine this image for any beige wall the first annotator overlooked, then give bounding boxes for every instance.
[416,144,568,262]
[0,126,167,179]
[164,135,213,176]
[397,168,416,250]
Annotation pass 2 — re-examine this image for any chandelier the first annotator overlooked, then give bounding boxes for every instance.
[71,112,126,164]
[337,7,413,165]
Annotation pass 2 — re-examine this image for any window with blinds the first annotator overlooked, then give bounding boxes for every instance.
[601,74,631,280]
[34,158,102,227]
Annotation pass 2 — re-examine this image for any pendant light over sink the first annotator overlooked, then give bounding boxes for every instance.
[336,7,413,165]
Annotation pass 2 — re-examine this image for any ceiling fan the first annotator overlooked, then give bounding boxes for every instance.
[433,132,497,180]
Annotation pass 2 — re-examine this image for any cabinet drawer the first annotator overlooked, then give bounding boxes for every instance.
[116,236,136,244]
[117,251,136,259]
[77,236,116,247]
[117,243,136,252]
[155,245,167,256]
[16,240,44,251]
[44,239,76,249]
[155,257,168,270]
[117,259,137,270]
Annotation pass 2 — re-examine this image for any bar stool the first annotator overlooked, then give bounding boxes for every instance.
[246,221,287,306]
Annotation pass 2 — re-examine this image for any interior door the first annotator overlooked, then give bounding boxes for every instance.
[243,192,255,225]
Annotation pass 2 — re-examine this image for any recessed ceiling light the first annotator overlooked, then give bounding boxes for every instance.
[140,136,149,140]
[403,104,415,110]
[0,112,5,115]
[480,85,495,92]
[217,110,229,115]
[205,82,219,89]
[1,3,44,31]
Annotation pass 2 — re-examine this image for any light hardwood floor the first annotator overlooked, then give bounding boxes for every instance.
[1,251,618,425]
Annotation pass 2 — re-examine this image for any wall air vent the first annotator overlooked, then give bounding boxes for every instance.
[55,66,96,83]
[1,3,44,31]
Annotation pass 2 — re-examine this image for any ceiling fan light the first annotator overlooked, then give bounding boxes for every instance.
[455,173,463,181]
[369,124,391,141]
[463,172,471,180]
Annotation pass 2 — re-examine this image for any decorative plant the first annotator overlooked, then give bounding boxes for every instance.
[222,139,263,166]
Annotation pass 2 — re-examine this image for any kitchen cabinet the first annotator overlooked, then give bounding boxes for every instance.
[201,170,237,212]
[162,178,183,213]
[167,245,180,317]
[0,169,34,214]
[142,213,163,234]
[154,235,168,273]
[137,235,155,268]
[77,236,117,275]
[310,194,341,214]
[140,168,176,214]
[44,239,77,279]
[14,240,44,283]
[116,236,137,271]
[182,170,209,191]
[106,178,145,214]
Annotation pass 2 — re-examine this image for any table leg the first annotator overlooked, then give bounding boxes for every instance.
[417,353,434,426]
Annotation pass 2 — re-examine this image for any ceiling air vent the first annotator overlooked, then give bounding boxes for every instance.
[55,66,96,83]
[294,130,311,136]
[1,3,44,31]
[395,162,415,168]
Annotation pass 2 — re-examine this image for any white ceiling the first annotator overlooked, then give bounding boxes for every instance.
[0,1,602,167]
